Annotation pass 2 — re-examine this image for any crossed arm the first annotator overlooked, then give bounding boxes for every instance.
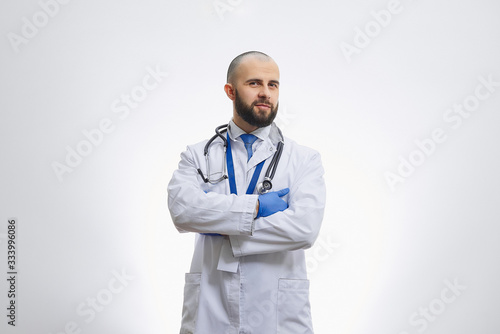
[167,145,326,256]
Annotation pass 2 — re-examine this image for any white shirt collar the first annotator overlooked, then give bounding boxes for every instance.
[228,119,271,142]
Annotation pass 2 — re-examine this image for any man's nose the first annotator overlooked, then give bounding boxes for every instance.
[258,86,271,99]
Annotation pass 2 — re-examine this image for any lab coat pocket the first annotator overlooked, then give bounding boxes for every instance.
[277,278,314,334]
[180,273,202,334]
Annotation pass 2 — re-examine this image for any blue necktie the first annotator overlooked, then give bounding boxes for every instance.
[240,134,258,161]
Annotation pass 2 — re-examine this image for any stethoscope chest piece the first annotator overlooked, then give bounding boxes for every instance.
[257,177,273,194]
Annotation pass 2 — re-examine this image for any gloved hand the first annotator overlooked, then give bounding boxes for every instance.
[256,188,289,218]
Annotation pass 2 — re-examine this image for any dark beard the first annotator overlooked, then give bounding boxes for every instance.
[234,89,279,128]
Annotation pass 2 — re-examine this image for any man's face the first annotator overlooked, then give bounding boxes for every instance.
[229,57,280,131]
[234,87,279,128]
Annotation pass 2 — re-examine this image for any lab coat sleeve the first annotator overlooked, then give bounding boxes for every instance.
[229,149,326,256]
[167,145,258,235]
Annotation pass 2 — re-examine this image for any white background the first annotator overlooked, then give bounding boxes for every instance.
[1,0,500,333]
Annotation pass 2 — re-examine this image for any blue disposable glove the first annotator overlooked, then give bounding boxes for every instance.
[256,188,289,218]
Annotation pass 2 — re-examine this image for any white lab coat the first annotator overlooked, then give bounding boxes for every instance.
[167,121,326,334]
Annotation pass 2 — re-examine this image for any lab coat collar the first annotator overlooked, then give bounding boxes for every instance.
[228,120,283,172]
[227,120,282,146]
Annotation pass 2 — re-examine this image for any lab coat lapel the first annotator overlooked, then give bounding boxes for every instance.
[246,138,275,172]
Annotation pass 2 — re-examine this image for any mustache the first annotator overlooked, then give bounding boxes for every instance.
[253,100,272,106]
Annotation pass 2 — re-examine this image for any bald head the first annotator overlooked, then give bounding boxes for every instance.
[227,51,275,84]
[223,51,280,133]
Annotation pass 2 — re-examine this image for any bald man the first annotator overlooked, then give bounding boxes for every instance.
[168,51,326,334]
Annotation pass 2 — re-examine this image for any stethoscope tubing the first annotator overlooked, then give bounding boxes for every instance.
[198,124,283,193]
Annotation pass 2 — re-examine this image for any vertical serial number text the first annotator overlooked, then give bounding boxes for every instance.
[6,218,18,326]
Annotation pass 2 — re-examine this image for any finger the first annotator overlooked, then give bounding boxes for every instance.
[276,188,289,197]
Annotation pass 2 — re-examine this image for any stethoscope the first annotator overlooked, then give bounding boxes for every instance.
[197,124,284,194]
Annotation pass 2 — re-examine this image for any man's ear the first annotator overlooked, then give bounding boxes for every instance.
[224,83,236,101]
